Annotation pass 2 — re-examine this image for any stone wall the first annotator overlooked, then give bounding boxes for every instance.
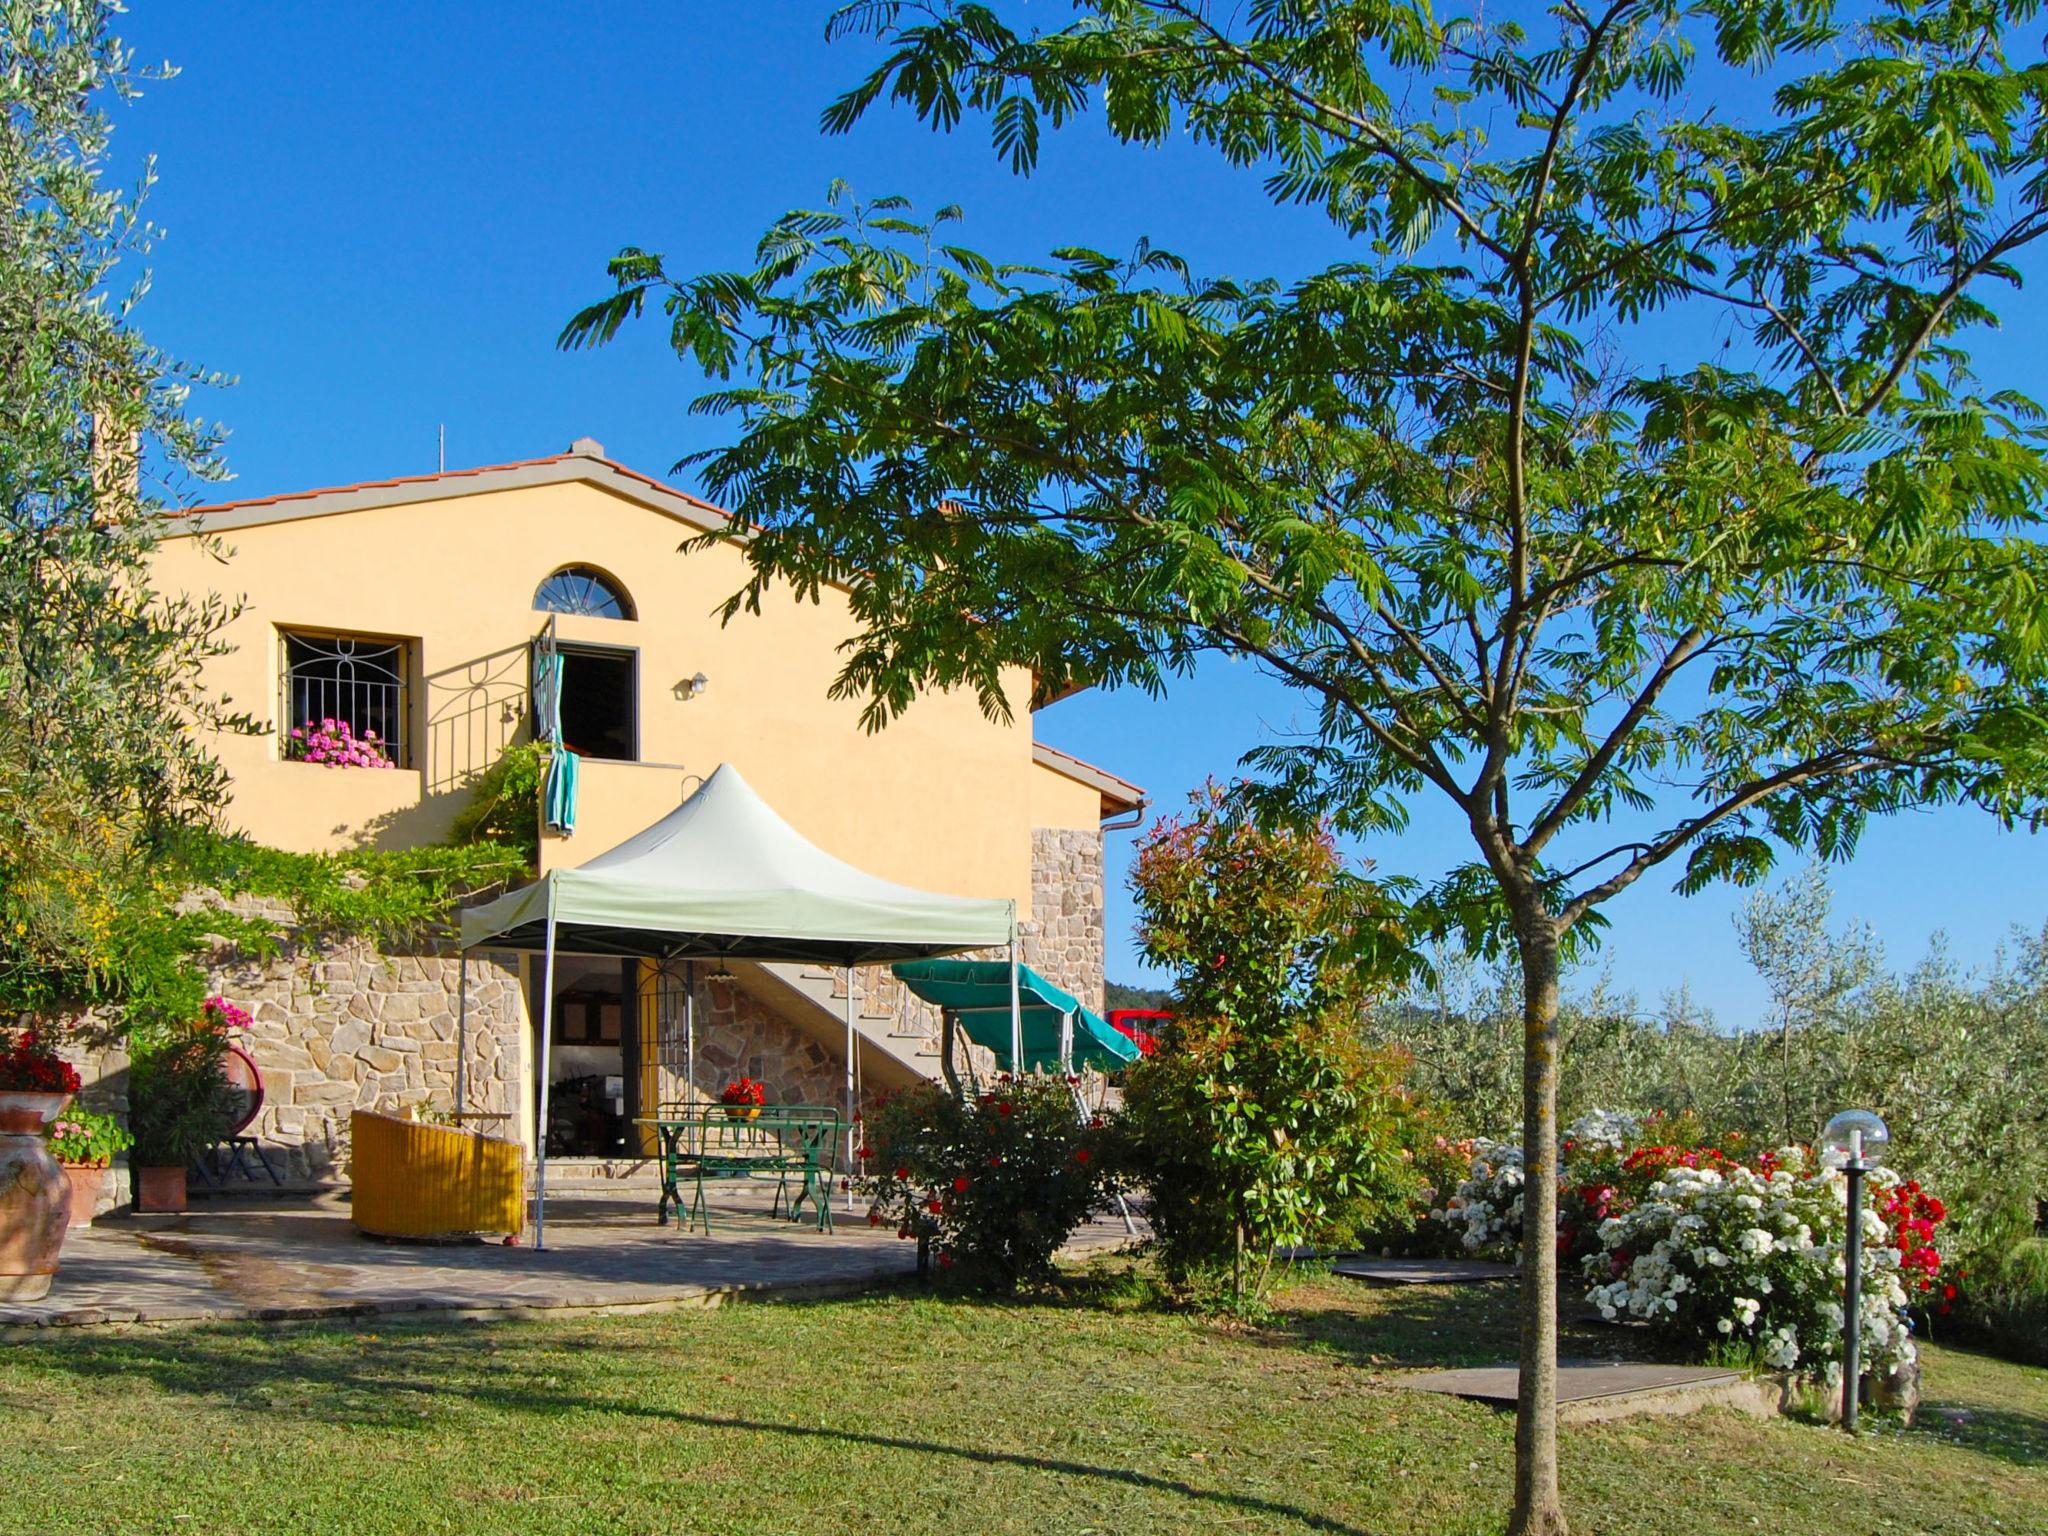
[1022,826,1106,1014]
[653,971,849,1112]
[58,824,1111,1193]
[96,894,527,1185]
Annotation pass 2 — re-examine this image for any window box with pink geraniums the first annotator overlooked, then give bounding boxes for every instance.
[286,718,393,767]
[0,1024,83,1300]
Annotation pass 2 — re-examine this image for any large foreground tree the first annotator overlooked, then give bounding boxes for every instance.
[570,3,2048,1529]
[0,0,236,1011]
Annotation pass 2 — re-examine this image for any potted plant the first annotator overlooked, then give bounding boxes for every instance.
[45,1107,131,1228]
[0,1024,82,1300]
[128,999,242,1214]
[719,1076,767,1121]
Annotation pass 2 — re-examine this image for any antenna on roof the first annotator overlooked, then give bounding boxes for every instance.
[438,424,446,474]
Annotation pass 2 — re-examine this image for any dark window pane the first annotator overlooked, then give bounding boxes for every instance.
[558,647,636,761]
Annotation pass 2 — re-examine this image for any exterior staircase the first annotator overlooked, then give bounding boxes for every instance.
[752,961,944,1084]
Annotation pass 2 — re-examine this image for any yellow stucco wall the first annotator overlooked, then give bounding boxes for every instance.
[1030,758,1107,831]
[151,476,1058,910]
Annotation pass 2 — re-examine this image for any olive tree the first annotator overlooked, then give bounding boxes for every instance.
[0,0,238,1010]
[570,3,2048,1529]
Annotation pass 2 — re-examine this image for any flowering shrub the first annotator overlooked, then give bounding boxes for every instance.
[129,1006,242,1166]
[287,718,391,768]
[201,994,252,1033]
[862,1076,1105,1294]
[1437,1110,1753,1266]
[718,1075,766,1107]
[1585,1148,1942,1379]
[46,1105,130,1167]
[1126,784,1420,1308]
[0,1024,82,1095]
[1436,1136,1528,1258]
[1435,1108,1946,1379]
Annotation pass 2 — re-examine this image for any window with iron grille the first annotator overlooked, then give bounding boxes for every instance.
[279,630,412,768]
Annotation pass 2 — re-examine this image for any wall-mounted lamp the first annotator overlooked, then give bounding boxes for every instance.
[677,671,710,701]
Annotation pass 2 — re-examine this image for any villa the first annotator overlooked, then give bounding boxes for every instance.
[141,438,1144,1183]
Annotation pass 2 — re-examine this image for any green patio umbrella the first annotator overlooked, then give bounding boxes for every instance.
[890,958,1140,1073]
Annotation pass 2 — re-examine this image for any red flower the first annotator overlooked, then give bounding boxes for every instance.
[952,1175,970,1194]
[0,1026,81,1095]
[989,1156,1002,1168]
[996,1102,1013,1116]
[894,1166,910,1180]
[926,1199,943,1215]
[1074,1148,1091,1165]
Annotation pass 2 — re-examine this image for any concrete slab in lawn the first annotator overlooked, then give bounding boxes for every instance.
[1332,1257,1518,1285]
[1396,1358,1779,1423]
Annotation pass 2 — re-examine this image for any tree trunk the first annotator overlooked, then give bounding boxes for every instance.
[1509,913,1569,1536]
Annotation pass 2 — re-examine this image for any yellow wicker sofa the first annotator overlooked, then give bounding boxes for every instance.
[349,1110,525,1239]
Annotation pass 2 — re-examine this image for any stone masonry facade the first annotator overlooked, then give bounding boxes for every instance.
[63,824,1108,1194]
[203,896,526,1182]
[1023,827,1106,1015]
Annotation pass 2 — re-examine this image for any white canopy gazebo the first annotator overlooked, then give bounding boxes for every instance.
[454,763,1019,1245]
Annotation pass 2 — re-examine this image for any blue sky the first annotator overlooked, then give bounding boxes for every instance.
[118,4,2043,1023]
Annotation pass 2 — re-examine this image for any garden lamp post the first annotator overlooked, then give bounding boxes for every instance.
[1822,1108,1890,1433]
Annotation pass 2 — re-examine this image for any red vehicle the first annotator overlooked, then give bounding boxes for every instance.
[1107,1009,1172,1057]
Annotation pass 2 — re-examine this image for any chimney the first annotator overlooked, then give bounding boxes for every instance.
[90,412,141,513]
[568,436,605,458]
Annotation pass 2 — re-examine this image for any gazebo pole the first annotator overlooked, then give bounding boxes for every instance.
[844,967,856,1213]
[1008,937,1024,1075]
[684,960,696,1103]
[534,895,559,1250]
[1060,1007,1074,1075]
[453,948,470,1117]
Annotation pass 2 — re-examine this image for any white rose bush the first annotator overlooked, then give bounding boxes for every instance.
[1437,1111,1947,1381]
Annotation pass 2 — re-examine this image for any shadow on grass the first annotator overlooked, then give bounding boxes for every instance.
[1910,1401,2048,1470]
[10,1321,1379,1536]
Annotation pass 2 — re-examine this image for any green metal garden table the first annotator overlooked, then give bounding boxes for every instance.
[635,1105,842,1234]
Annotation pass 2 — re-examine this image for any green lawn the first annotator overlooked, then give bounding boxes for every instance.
[3,1270,2042,1535]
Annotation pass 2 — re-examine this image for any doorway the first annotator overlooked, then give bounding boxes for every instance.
[531,955,637,1157]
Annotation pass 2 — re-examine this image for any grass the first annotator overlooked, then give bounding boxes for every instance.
[2,1267,2043,1536]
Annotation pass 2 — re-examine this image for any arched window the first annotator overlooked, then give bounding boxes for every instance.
[534,565,635,621]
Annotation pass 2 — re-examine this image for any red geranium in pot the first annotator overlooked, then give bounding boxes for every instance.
[0,1025,83,1300]
[718,1076,767,1121]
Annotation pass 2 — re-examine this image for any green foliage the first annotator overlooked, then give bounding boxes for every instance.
[0,827,527,1038]
[1118,785,1420,1310]
[448,740,549,862]
[583,9,2048,1516]
[861,1077,1105,1294]
[1948,1198,2048,1366]
[1374,871,2048,1363]
[0,1,248,1005]
[44,1103,129,1167]
[127,1014,238,1167]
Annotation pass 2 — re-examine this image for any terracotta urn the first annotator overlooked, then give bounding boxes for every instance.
[60,1163,105,1228]
[0,1090,73,1301]
[135,1165,188,1214]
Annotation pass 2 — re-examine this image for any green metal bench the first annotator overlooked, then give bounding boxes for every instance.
[636,1105,842,1235]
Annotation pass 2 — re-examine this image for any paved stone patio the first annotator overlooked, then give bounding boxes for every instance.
[4,1193,1070,1333]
